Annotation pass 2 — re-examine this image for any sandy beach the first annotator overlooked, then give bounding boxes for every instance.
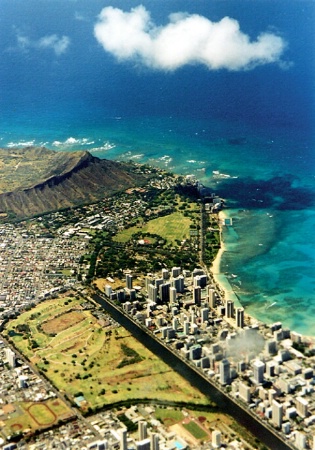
[210,210,242,308]
[211,210,315,343]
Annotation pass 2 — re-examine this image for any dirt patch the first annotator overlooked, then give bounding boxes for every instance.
[3,404,15,414]
[11,423,22,431]
[42,311,85,334]
[163,417,177,427]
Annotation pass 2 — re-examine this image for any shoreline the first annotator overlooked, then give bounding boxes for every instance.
[211,210,315,343]
[210,210,242,309]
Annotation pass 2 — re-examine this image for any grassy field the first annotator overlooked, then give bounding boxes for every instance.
[183,420,208,440]
[114,211,192,244]
[1,399,74,438]
[4,295,210,412]
[155,407,184,426]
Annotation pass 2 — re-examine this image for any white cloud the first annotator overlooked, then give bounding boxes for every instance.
[16,34,31,50]
[94,5,286,71]
[38,35,70,55]
[15,31,70,56]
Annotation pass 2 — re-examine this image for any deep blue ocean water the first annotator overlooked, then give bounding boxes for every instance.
[0,0,314,335]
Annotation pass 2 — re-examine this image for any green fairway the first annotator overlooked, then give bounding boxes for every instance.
[4,295,210,412]
[114,211,192,244]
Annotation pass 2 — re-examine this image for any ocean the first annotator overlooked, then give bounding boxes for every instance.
[0,0,314,335]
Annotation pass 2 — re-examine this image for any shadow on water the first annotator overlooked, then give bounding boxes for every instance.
[214,175,314,210]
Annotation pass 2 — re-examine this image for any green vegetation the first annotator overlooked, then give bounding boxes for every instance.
[155,407,184,424]
[230,421,271,450]
[0,399,73,438]
[114,211,192,244]
[117,413,138,432]
[117,344,144,368]
[4,295,210,412]
[182,420,208,440]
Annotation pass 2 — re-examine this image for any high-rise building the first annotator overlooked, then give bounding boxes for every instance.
[155,278,164,289]
[272,400,283,428]
[189,344,202,360]
[199,274,207,288]
[6,348,16,368]
[183,320,189,335]
[161,268,169,280]
[150,433,160,450]
[253,360,265,384]
[172,276,184,293]
[169,287,177,303]
[193,286,202,306]
[212,430,221,448]
[120,429,128,450]
[207,287,216,308]
[117,289,125,302]
[138,421,148,440]
[159,283,170,302]
[192,268,204,277]
[295,431,307,450]
[148,284,157,302]
[193,274,207,288]
[268,389,277,403]
[236,307,244,328]
[296,396,308,418]
[201,307,209,323]
[225,300,234,318]
[96,441,108,450]
[265,339,277,356]
[219,358,230,385]
[265,361,276,377]
[105,285,112,297]
[239,382,251,403]
[171,267,181,278]
[145,274,153,290]
[123,302,132,313]
[136,439,150,450]
[194,275,201,287]
[126,274,133,290]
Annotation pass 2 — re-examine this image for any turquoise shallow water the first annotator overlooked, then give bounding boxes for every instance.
[0,0,314,335]
[220,208,315,336]
[2,115,313,335]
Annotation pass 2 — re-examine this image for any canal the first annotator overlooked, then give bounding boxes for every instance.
[92,293,293,450]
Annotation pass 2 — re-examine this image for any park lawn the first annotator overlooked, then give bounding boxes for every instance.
[143,212,191,243]
[27,403,56,426]
[1,399,74,438]
[183,420,208,440]
[114,211,192,244]
[46,398,74,419]
[155,407,184,425]
[113,226,139,243]
[61,269,73,276]
[4,297,210,412]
